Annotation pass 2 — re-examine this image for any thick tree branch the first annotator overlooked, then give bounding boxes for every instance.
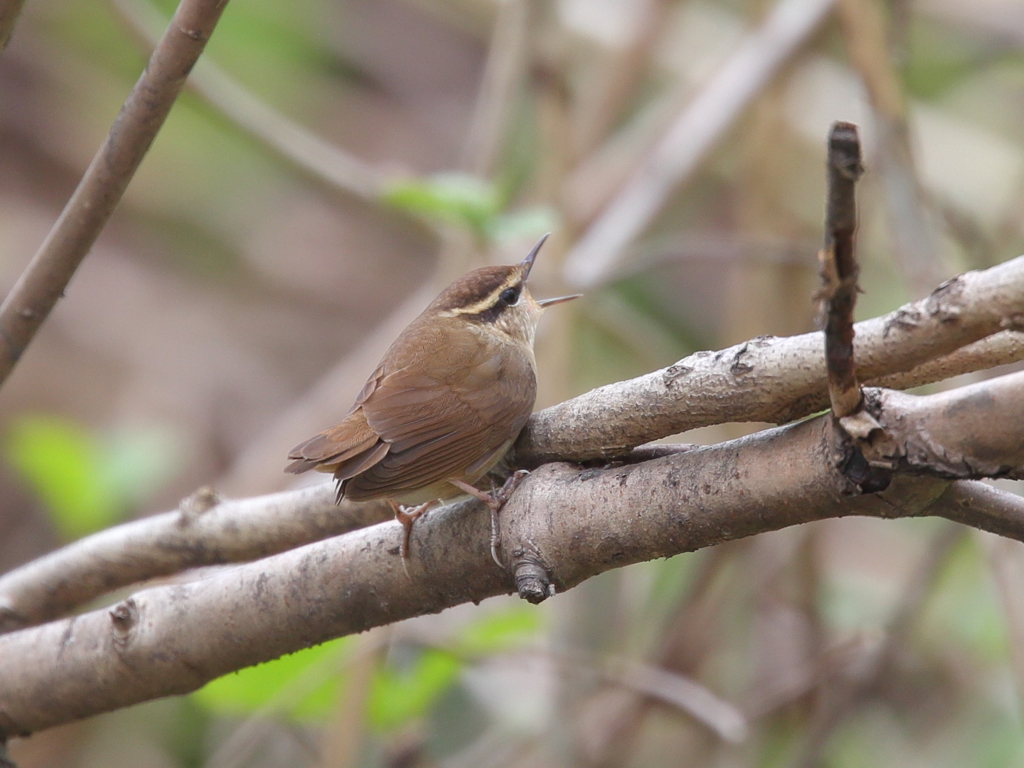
[504,371,1024,599]
[517,253,1024,465]
[0,0,229,387]
[2,368,1024,738]
[858,372,1024,480]
[2,257,1023,632]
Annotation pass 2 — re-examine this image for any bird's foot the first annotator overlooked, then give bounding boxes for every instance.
[449,470,530,567]
[388,500,435,574]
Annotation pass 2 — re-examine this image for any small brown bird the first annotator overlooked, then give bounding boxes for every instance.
[285,235,578,563]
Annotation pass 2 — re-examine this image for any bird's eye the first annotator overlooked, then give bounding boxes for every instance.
[500,287,520,306]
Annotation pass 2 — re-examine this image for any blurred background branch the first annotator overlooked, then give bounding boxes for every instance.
[562,0,836,288]
[111,0,390,205]
[0,0,230,389]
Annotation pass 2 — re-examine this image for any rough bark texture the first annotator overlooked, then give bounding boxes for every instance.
[0,484,391,633]
[820,121,864,417]
[1,368,1023,737]
[517,254,1024,465]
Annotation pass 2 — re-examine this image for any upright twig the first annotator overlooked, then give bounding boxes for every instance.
[0,0,230,389]
[819,121,865,418]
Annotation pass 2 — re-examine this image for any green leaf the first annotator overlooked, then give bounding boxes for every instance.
[924,533,1007,660]
[367,648,461,731]
[6,415,122,540]
[381,173,499,236]
[5,415,180,541]
[192,638,351,721]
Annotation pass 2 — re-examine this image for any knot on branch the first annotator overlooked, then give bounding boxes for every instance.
[511,543,555,604]
[178,485,222,524]
[830,414,894,495]
[1001,314,1024,332]
[924,276,966,324]
[109,598,139,649]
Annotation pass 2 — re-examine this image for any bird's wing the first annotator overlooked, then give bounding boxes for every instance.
[346,344,536,499]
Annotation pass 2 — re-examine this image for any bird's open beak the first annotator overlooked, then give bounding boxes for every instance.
[522,233,582,306]
[521,233,550,279]
[537,293,582,308]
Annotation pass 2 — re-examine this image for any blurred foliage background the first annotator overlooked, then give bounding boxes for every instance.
[2,0,1024,765]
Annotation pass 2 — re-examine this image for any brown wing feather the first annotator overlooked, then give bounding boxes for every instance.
[284,409,382,473]
[345,338,536,499]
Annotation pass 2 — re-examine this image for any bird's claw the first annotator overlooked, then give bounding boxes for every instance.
[389,500,434,575]
[449,471,530,568]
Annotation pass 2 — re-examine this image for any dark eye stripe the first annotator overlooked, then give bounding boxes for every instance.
[462,282,523,324]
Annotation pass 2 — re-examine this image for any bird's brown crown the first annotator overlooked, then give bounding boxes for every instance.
[428,264,528,324]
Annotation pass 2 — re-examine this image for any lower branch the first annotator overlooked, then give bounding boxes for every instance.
[854,370,1024,480]
[926,480,1024,540]
[3,405,1023,738]
[0,484,391,633]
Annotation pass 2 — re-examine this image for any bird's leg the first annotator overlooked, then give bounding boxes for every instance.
[449,470,529,567]
[388,499,435,562]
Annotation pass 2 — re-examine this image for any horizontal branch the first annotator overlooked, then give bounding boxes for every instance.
[927,481,1024,541]
[517,254,1024,465]
[857,371,1024,480]
[2,368,1023,737]
[0,485,391,633]
[869,330,1023,391]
